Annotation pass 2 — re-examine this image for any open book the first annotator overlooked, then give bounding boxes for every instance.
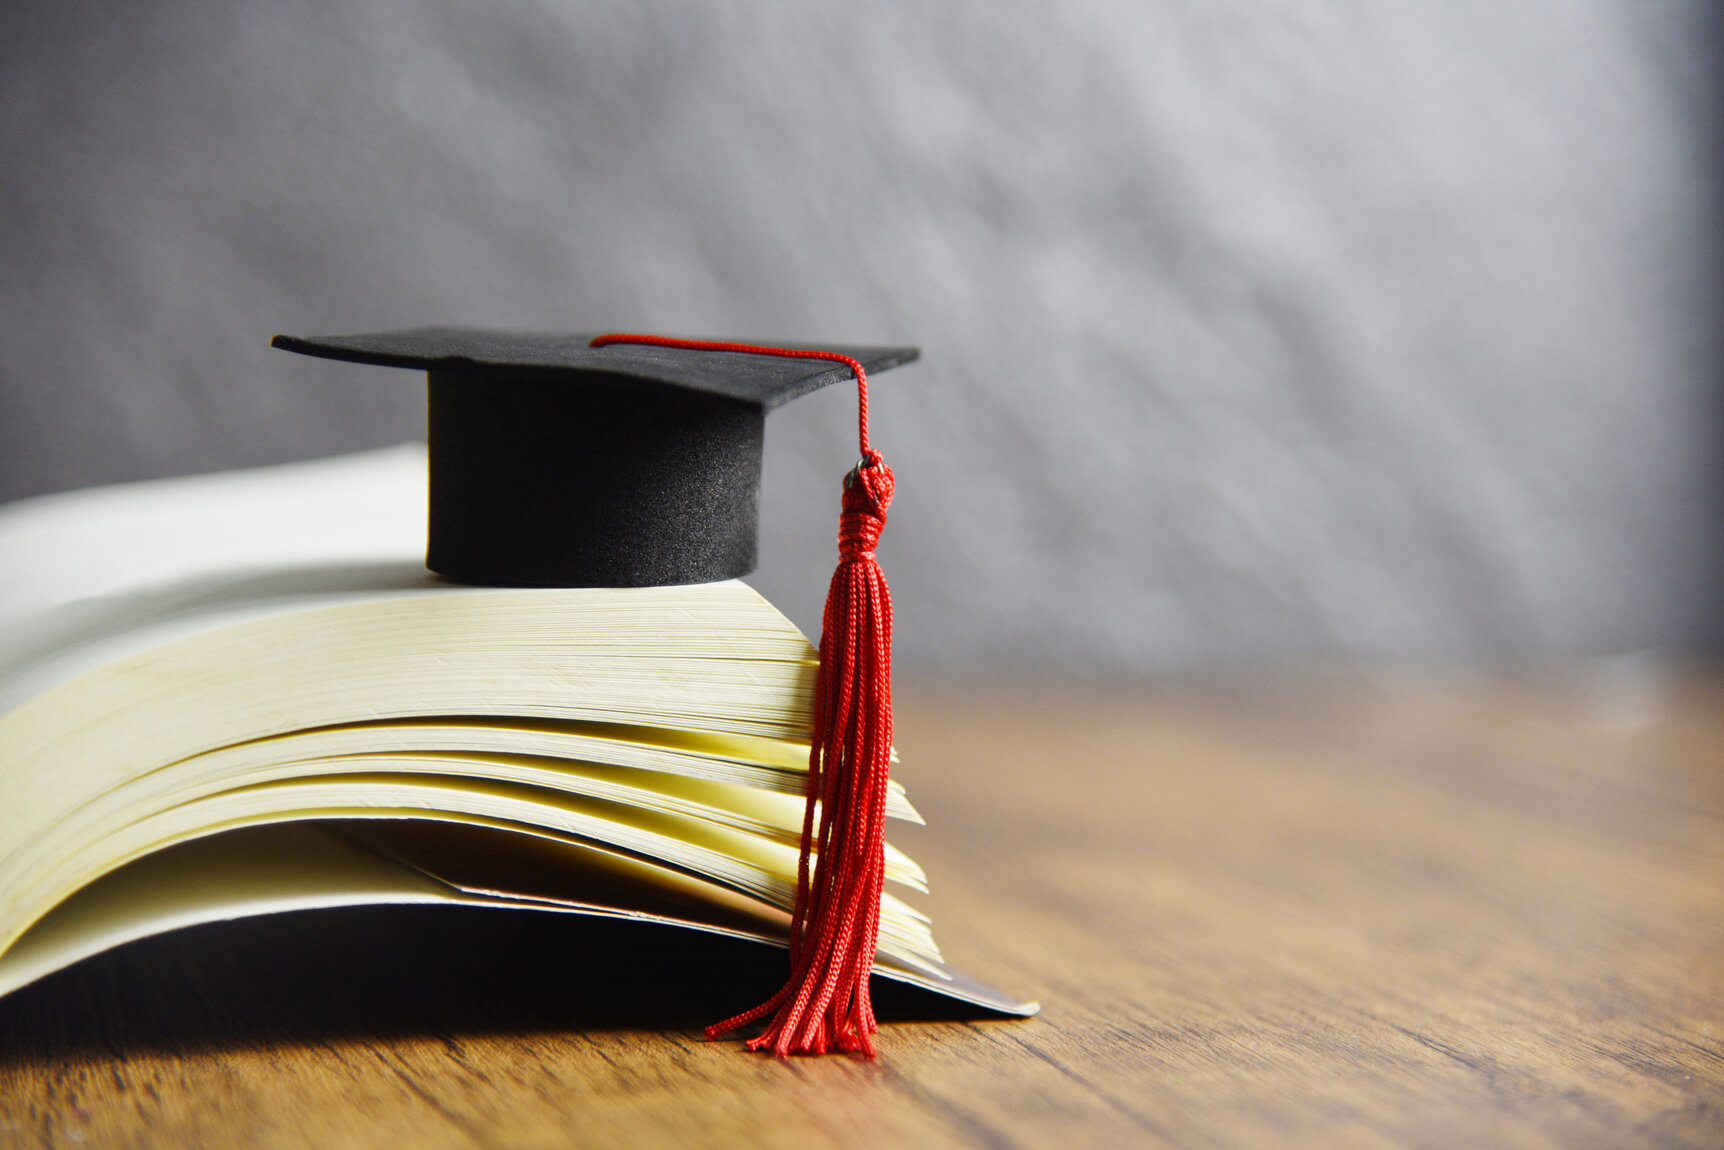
[0,445,1029,1014]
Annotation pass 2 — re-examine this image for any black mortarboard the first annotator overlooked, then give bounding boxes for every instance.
[270,327,918,587]
[278,324,918,1055]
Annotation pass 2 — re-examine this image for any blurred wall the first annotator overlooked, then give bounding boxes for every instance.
[1,1,1718,670]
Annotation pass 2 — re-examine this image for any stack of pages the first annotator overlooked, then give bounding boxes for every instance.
[0,446,1025,1012]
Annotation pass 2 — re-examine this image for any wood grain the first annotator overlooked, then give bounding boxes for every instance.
[2,671,1720,1148]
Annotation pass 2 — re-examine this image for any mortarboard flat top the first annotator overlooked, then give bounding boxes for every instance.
[272,326,920,589]
[271,327,918,410]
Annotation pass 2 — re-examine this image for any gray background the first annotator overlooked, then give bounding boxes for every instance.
[2,1,1718,671]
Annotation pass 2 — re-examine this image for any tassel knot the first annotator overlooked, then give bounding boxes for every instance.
[838,460,893,561]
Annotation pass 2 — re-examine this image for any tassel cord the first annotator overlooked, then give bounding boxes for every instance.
[590,333,896,1058]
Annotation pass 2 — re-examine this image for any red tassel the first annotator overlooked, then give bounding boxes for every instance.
[589,333,895,1058]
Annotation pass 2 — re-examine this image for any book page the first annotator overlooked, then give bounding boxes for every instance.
[0,445,436,712]
[0,820,1033,1014]
[0,444,429,626]
[0,822,463,999]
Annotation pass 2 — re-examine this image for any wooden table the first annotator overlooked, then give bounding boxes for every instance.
[2,671,1721,1148]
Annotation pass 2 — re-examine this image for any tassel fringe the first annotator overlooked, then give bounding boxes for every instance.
[707,456,895,1056]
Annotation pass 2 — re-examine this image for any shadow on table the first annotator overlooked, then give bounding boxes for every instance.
[0,907,989,1063]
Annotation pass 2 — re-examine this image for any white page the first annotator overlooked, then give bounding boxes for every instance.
[0,443,430,625]
[0,446,446,712]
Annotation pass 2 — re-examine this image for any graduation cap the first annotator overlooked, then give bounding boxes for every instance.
[274,326,908,1057]
[269,326,918,587]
